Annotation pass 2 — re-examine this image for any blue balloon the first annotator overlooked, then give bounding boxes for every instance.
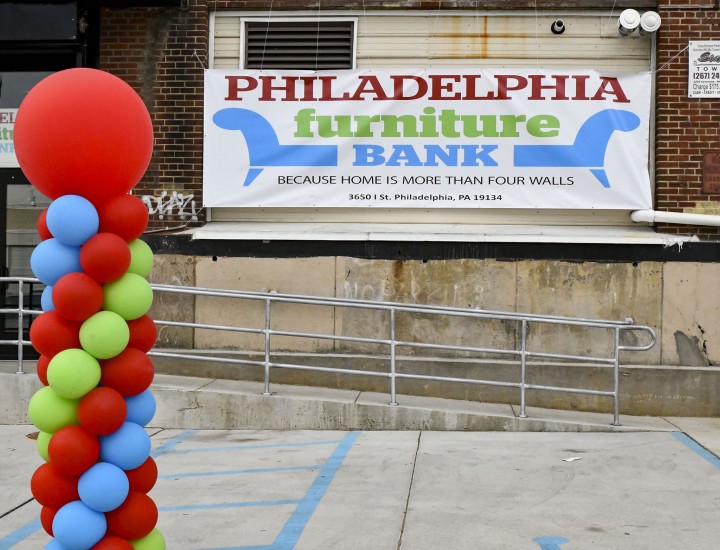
[52,500,106,550]
[46,195,99,246]
[30,239,81,286]
[41,285,55,311]
[125,390,156,427]
[78,462,130,513]
[100,421,151,470]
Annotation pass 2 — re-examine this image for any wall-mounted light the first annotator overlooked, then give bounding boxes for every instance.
[618,9,661,36]
[639,11,661,35]
[550,19,566,35]
[618,9,641,36]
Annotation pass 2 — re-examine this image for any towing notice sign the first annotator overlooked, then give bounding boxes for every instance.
[689,41,720,98]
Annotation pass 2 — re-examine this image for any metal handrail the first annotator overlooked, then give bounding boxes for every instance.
[1,277,657,426]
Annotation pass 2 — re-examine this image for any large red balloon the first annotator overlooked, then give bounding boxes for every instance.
[105,491,158,540]
[98,194,149,242]
[80,233,131,283]
[47,425,100,476]
[37,208,52,241]
[125,456,158,494]
[40,506,57,536]
[14,68,153,204]
[127,315,157,353]
[91,536,134,550]
[30,463,79,509]
[78,387,127,435]
[100,348,154,397]
[53,272,104,322]
[30,311,81,358]
[36,355,50,386]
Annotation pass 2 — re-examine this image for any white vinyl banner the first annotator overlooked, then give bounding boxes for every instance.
[203,69,652,209]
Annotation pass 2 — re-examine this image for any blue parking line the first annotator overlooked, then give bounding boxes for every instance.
[159,499,301,512]
[270,431,360,549]
[533,535,569,549]
[201,431,361,550]
[672,432,720,469]
[1,432,359,550]
[0,519,41,549]
[159,465,321,479]
[152,430,197,457]
[172,440,343,454]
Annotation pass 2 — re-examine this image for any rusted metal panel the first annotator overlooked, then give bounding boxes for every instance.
[219,1,657,11]
[702,151,720,194]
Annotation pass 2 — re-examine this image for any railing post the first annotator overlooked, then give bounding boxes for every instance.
[16,280,25,375]
[612,327,622,426]
[519,319,528,418]
[262,297,272,396]
[389,308,397,406]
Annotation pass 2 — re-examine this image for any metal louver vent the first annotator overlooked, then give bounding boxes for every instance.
[245,20,354,70]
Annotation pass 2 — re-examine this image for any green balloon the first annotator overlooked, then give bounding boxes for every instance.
[103,273,153,321]
[80,310,130,359]
[47,348,101,399]
[37,431,51,461]
[27,386,78,433]
[127,239,154,278]
[131,528,166,550]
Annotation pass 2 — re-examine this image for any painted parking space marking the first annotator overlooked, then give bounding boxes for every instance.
[533,535,570,549]
[671,433,720,469]
[198,431,361,550]
[169,439,344,454]
[159,465,322,479]
[0,519,40,549]
[159,499,302,512]
[151,429,197,457]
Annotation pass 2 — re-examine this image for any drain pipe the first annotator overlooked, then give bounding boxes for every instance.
[631,209,720,227]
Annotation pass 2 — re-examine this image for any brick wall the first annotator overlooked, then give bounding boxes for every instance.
[99,2,208,231]
[656,0,720,238]
[97,1,720,238]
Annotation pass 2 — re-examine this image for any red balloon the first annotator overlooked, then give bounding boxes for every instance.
[53,272,104,322]
[78,387,127,435]
[30,311,81,358]
[37,208,52,240]
[48,425,100,476]
[98,195,149,242]
[100,348,154,397]
[125,456,158,494]
[105,491,158,540]
[80,233,131,283]
[30,463,79,509]
[127,315,157,353]
[40,506,57,536]
[14,68,153,204]
[37,355,50,386]
[91,536,134,550]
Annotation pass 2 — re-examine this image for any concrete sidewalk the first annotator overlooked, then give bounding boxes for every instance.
[2,419,720,550]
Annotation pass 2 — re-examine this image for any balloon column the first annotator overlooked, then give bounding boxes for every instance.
[14,68,164,550]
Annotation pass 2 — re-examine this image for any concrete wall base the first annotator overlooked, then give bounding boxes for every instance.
[149,353,720,417]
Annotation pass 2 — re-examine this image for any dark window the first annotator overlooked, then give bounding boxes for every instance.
[245,20,354,70]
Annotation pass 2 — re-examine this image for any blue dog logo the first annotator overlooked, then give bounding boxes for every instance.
[213,108,338,186]
[514,109,640,188]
